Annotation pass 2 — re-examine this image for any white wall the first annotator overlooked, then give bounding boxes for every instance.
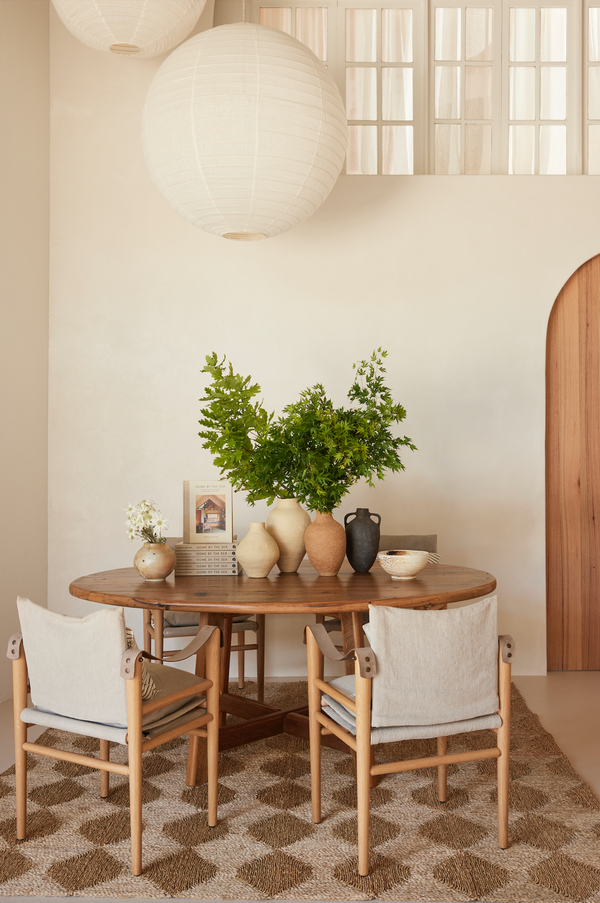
[48,2,600,677]
[0,1,49,702]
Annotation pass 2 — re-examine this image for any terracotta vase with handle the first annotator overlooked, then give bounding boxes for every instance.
[304,511,346,576]
[266,498,311,573]
[133,542,176,581]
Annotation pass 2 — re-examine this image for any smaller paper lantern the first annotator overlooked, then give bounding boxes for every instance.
[141,23,348,240]
[51,0,207,58]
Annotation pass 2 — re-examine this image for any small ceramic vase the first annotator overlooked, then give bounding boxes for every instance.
[304,511,346,576]
[237,522,280,578]
[266,498,311,573]
[344,508,381,573]
[133,542,176,581]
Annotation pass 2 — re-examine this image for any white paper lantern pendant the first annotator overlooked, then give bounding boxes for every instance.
[142,23,348,241]
[51,0,207,58]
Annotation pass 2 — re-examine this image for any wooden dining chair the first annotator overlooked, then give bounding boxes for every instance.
[316,533,439,643]
[306,595,513,876]
[8,596,220,877]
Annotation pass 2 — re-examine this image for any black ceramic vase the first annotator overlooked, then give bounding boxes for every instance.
[344,508,381,573]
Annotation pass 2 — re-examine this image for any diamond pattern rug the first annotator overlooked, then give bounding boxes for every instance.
[0,683,599,900]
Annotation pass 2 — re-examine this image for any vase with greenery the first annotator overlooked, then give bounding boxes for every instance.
[198,349,416,575]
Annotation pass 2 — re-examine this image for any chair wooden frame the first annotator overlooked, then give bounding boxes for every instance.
[9,626,221,877]
[306,624,512,877]
[143,610,265,702]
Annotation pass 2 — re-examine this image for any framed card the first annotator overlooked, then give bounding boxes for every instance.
[183,480,233,543]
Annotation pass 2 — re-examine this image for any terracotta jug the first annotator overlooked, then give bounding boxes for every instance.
[304,511,346,576]
[344,508,381,573]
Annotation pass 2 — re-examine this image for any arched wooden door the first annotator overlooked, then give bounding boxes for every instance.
[546,254,600,670]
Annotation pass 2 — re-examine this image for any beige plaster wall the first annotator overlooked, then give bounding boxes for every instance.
[48,4,600,677]
[0,1,49,702]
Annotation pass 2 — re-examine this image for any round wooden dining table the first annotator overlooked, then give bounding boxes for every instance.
[70,561,496,780]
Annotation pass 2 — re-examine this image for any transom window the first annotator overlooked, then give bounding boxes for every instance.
[250,0,592,173]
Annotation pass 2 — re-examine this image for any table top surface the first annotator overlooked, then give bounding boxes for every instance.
[69,561,497,616]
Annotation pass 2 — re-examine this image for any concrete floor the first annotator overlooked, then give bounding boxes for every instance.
[0,671,598,903]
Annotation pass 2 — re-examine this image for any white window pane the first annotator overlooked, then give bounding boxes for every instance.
[435,8,461,61]
[296,8,327,61]
[540,8,567,62]
[382,125,414,173]
[382,9,412,62]
[465,123,492,173]
[510,8,535,62]
[540,125,566,173]
[346,9,377,62]
[465,66,492,119]
[540,67,566,119]
[510,67,536,119]
[346,68,377,120]
[588,124,600,172]
[590,8,600,62]
[382,68,413,120]
[347,125,378,173]
[260,7,292,33]
[589,67,600,119]
[435,66,461,118]
[435,123,461,173]
[509,124,535,173]
[466,8,493,61]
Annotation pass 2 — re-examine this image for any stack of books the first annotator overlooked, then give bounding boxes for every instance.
[174,541,241,576]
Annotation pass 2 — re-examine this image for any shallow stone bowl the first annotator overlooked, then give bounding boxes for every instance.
[377,549,430,579]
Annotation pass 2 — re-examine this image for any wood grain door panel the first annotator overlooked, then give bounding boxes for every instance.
[546,254,600,670]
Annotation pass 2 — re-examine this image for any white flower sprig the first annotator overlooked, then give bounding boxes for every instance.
[125,499,169,544]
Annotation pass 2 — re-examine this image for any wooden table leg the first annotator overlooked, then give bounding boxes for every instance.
[339,611,365,674]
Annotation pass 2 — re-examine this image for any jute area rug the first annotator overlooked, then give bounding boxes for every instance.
[0,682,599,901]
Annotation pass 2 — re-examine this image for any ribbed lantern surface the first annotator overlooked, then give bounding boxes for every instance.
[141,24,348,240]
[51,0,206,57]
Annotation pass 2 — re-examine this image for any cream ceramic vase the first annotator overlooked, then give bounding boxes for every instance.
[304,511,346,576]
[133,542,176,581]
[266,498,311,573]
[237,522,280,578]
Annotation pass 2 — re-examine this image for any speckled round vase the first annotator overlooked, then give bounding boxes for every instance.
[133,542,176,581]
[266,498,311,573]
[304,511,346,576]
[237,522,280,578]
[344,508,381,573]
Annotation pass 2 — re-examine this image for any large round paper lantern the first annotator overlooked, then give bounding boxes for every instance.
[141,23,348,241]
[51,0,207,57]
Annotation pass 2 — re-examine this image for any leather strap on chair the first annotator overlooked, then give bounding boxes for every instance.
[304,624,378,678]
[121,649,143,679]
[499,635,515,663]
[7,632,23,659]
[162,625,220,662]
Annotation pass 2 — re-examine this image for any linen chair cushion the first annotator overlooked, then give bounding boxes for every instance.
[125,628,157,699]
[368,596,499,727]
[322,675,501,744]
[17,596,129,727]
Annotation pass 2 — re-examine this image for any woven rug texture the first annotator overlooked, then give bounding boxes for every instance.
[0,682,599,901]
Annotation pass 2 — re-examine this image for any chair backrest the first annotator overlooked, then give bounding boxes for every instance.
[17,597,129,727]
[367,596,499,728]
[379,534,437,553]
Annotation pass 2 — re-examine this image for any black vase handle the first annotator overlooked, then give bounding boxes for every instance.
[370,513,381,526]
[344,511,356,527]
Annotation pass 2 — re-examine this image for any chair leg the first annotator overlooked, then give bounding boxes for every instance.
[437,736,448,802]
[497,654,512,848]
[142,610,152,655]
[237,631,245,689]
[306,631,323,825]
[100,739,110,798]
[126,660,144,876]
[205,628,221,827]
[13,654,28,841]
[355,675,372,877]
[256,614,265,703]
[153,610,164,661]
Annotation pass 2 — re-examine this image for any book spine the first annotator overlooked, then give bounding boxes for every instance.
[175,568,241,576]
[176,543,238,551]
